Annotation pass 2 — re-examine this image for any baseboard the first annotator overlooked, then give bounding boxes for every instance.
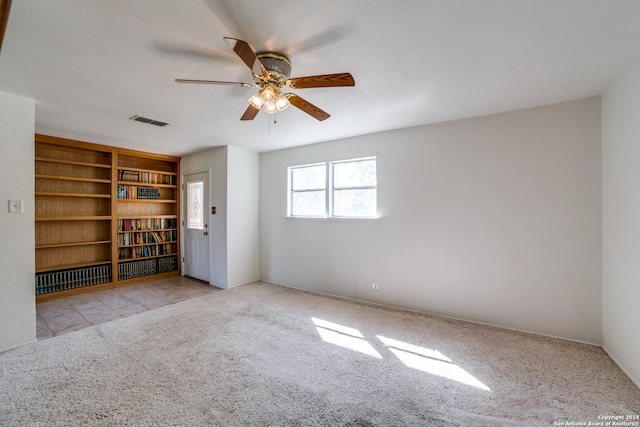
[0,337,37,355]
[259,280,603,348]
[200,278,262,290]
[433,313,602,347]
[602,345,640,389]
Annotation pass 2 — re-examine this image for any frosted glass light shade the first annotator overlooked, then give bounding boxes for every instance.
[249,87,290,114]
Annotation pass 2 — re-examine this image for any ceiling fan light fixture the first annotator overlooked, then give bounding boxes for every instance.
[249,86,290,114]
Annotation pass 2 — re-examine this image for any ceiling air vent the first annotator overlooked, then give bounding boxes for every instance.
[129,115,169,127]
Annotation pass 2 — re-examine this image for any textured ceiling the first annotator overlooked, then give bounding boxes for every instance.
[1,0,640,156]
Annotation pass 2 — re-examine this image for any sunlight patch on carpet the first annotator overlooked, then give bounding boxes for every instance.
[377,335,491,391]
[312,317,382,359]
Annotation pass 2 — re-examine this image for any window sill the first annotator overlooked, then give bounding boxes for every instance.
[286,215,380,221]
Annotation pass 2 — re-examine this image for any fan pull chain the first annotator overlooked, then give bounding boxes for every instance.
[267,112,278,135]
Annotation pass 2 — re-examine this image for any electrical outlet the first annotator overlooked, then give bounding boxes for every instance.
[8,200,23,213]
[372,282,379,291]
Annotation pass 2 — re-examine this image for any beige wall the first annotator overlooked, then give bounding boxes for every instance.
[0,90,36,352]
[181,145,260,289]
[181,147,228,288]
[226,146,260,288]
[260,97,602,344]
[602,57,640,387]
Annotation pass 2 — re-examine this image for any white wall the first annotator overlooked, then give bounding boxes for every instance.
[181,145,260,289]
[260,97,602,344]
[0,90,36,352]
[226,146,260,288]
[602,58,640,387]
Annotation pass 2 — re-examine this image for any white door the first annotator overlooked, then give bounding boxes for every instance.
[184,172,210,282]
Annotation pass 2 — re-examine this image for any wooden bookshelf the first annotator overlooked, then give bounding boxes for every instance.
[34,134,181,301]
[115,152,180,285]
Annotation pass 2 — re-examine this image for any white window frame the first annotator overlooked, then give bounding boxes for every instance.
[288,156,377,219]
[288,162,327,218]
[330,157,377,218]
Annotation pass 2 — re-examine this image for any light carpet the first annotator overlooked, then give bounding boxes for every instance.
[1,282,638,426]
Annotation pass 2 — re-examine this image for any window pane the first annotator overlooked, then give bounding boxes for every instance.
[292,190,326,216]
[292,165,326,190]
[333,188,376,217]
[333,159,376,188]
[187,181,203,229]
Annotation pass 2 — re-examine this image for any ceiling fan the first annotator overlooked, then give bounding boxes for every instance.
[176,37,355,121]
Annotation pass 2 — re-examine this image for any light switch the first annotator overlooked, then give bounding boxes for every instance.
[8,200,23,213]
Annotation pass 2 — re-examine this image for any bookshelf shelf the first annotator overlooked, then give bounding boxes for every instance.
[117,228,178,233]
[36,283,115,302]
[35,216,112,221]
[36,240,111,249]
[35,192,111,198]
[35,174,111,184]
[116,215,178,220]
[35,156,112,169]
[117,182,177,189]
[34,134,181,301]
[118,253,178,261]
[117,199,176,204]
[117,243,177,249]
[118,166,178,175]
[36,260,112,274]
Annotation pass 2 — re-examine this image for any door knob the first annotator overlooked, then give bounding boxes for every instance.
[203,231,208,236]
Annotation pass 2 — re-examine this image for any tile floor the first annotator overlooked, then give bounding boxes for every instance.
[36,276,220,340]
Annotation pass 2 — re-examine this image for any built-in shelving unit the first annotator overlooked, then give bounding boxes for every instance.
[115,153,179,283]
[34,134,180,302]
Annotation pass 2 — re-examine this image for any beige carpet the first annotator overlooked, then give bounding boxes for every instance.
[0,282,638,426]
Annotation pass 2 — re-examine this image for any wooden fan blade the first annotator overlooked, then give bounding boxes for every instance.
[288,73,355,89]
[0,0,11,51]
[240,104,260,121]
[175,79,252,87]
[288,94,330,121]
[223,37,269,79]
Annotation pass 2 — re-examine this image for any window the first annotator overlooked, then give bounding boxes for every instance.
[288,157,377,218]
[332,158,377,217]
[289,163,326,216]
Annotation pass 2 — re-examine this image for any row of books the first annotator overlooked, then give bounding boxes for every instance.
[117,185,161,200]
[35,257,179,293]
[157,256,178,273]
[119,170,176,185]
[117,218,177,232]
[117,243,176,260]
[118,256,177,280]
[35,265,112,295]
[117,230,177,246]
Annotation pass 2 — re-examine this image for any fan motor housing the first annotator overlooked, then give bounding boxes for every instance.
[256,52,291,80]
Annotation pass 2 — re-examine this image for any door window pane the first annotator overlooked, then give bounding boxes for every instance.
[187,181,203,229]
